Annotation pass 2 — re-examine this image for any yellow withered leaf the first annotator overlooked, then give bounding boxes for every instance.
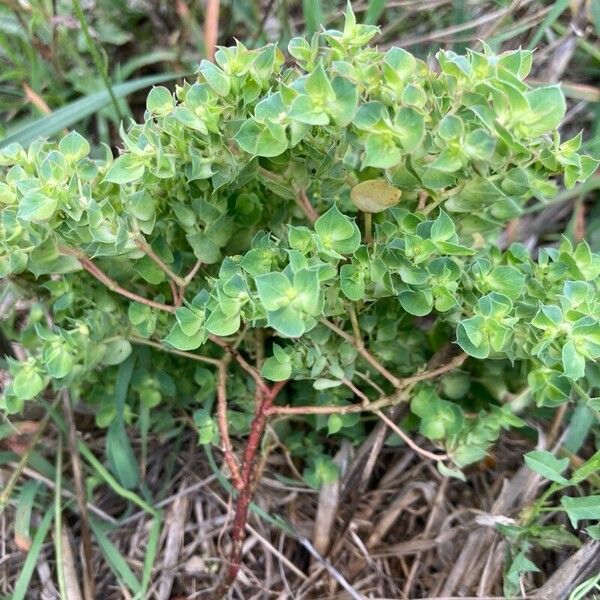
[350,178,401,213]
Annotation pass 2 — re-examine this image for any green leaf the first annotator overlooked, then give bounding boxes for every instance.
[587,525,600,539]
[175,307,203,336]
[305,63,334,100]
[302,0,323,36]
[235,119,288,157]
[431,211,455,242]
[146,86,174,115]
[17,191,58,223]
[340,264,365,301]
[330,77,358,126]
[293,268,321,314]
[487,265,525,299]
[438,115,464,141]
[457,316,490,359]
[106,419,139,489]
[525,86,566,136]
[255,272,293,311]
[561,495,600,528]
[102,339,133,365]
[562,340,586,380]
[193,409,218,444]
[399,289,433,316]
[88,517,141,595]
[303,455,339,488]
[11,508,54,600]
[571,449,600,483]
[465,129,495,160]
[288,94,329,125]
[199,60,231,96]
[106,357,139,489]
[394,107,424,152]
[437,462,466,481]
[44,345,73,379]
[363,133,402,169]
[261,354,292,381]
[58,130,90,161]
[104,154,145,184]
[314,204,361,254]
[1,73,183,148]
[172,106,208,134]
[384,47,416,80]
[524,450,570,484]
[165,323,206,350]
[186,233,221,264]
[506,551,539,590]
[205,307,240,336]
[267,305,306,338]
[13,367,44,401]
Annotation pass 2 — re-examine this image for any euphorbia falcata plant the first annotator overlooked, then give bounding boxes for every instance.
[2,7,599,592]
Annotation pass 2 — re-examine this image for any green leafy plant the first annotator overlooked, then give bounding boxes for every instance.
[1,7,599,594]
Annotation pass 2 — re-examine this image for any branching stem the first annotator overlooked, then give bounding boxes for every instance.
[217,356,243,490]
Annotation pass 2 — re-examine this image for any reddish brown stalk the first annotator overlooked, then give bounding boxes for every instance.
[135,237,186,286]
[183,259,203,284]
[209,335,267,392]
[59,246,176,314]
[216,380,287,597]
[217,357,242,490]
[321,318,402,388]
[204,0,220,60]
[168,278,182,307]
[295,188,319,224]
[79,258,176,313]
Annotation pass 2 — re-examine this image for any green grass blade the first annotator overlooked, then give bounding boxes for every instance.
[0,73,183,149]
[54,438,67,600]
[364,0,385,25]
[527,0,569,50]
[71,0,123,121]
[14,480,41,552]
[12,506,54,600]
[139,513,162,598]
[89,517,142,595]
[78,441,156,515]
[302,0,322,36]
[106,356,140,489]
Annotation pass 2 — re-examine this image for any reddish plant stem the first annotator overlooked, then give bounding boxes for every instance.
[295,188,319,224]
[79,257,176,314]
[134,237,186,286]
[217,380,287,594]
[209,335,267,392]
[217,356,243,490]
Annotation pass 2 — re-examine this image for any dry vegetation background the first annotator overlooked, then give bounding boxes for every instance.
[1,0,600,599]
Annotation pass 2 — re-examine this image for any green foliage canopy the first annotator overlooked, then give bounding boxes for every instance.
[1,8,599,476]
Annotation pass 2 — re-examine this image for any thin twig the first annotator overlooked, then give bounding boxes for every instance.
[321,318,402,388]
[135,238,186,287]
[217,356,243,490]
[183,259,203,284]
[374,409,447,462]
[267,393,401,415]
[295,189,319,224]
[400,352,467,386]
[59,246,175,314]
[209,335,267,392]
[61,390,95,600]
[341,377,371,405]
[204,0,220,60]
[129,336,221,366]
